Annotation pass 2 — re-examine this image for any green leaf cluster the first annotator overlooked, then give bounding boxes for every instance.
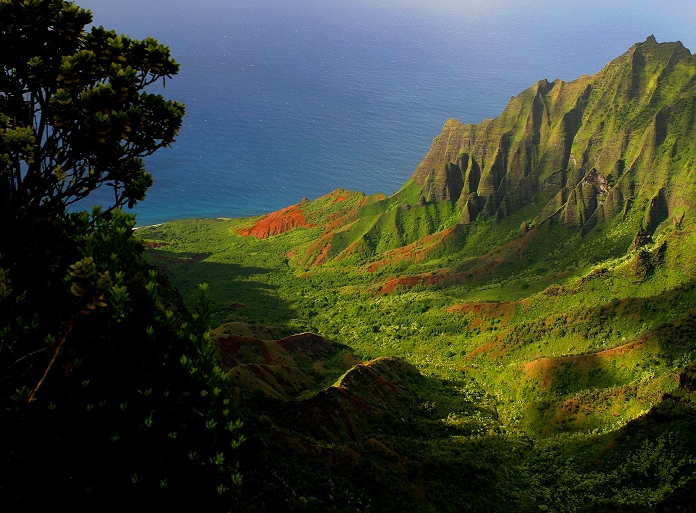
[1,209,243,510]
[0,0,185,216]
[0,2,242,510]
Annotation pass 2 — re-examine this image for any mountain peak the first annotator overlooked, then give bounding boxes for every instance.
[405,38,696,233]
[233,39,696,269]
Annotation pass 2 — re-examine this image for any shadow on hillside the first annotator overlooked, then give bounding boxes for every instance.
[145,255,297,329]
[234,356,512,512]
[517,279,696,435]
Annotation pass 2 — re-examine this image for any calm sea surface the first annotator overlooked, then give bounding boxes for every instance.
[77,0,696,225]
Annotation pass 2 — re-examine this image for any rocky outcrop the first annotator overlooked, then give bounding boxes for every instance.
[459,192,485,224]
[410,37,696,236]
[242,38,696,269]
[644,188,669,235]
[558,169,610,229]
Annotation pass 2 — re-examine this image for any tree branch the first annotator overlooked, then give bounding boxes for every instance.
[26,320,74,404]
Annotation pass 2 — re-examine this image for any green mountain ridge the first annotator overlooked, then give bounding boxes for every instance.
[138,37,696,511]
[276,36,696,271]
[413,35,695,231]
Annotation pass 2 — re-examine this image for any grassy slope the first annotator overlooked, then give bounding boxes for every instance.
[136,38,696,510]
[137,205,696,509]
[138,203,696,428]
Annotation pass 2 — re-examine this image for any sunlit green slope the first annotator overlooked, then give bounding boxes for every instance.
[137,37,696,511]
[271,36,696,270]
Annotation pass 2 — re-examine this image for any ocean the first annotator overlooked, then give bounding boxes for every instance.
[77,0,696,226]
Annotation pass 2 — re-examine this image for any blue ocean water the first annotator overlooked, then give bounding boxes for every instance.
[77,0,696,226]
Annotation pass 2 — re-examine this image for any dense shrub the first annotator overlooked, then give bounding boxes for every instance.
[1,208,243,510]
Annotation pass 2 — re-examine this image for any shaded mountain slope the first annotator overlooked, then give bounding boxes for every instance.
[524,362,696,512]
[212,324,350,401]
[221,335,519,512]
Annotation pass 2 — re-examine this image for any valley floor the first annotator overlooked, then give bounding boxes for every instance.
[138,205,696,511]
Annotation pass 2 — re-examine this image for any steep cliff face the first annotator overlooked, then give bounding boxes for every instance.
[412,75,593,220]
[412,36,696,234]
[241,38,696,268]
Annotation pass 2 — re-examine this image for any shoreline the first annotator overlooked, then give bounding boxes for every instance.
[133,223,164,230]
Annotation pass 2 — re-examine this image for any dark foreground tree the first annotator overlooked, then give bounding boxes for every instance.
[0,2,243,510]
[0,0,184,217]
[1,210,244,510]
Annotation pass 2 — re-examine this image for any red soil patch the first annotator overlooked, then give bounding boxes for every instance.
[312,240,332,267]
[463,332,511,361]
[379,274,440,294]
[502,229,537,255]
[469,318,489,331]
[376,229,541,293]
[465,340,496,361]
[324,210,359,233]
[367,226,458,273]
[368,261,387,273]
[447,301,517,330]
[306,188,362,217]
[237,203,312,239]
[378,266,491,293]
[144,241,170,249]
[334,241,362,262]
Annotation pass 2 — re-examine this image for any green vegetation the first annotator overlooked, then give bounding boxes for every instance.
[0,0,184,216]
[0,2,241,510]
[140,199,696,510]
[2,210,244,509]
[139,37,696,511]
[3,4,696,508]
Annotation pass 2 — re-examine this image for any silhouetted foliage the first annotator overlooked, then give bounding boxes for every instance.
[0,2,242,511]
[0,0,184,217]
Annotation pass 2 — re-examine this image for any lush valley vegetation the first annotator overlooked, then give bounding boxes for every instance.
[137,37,696,511]
[2,1,695,508]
